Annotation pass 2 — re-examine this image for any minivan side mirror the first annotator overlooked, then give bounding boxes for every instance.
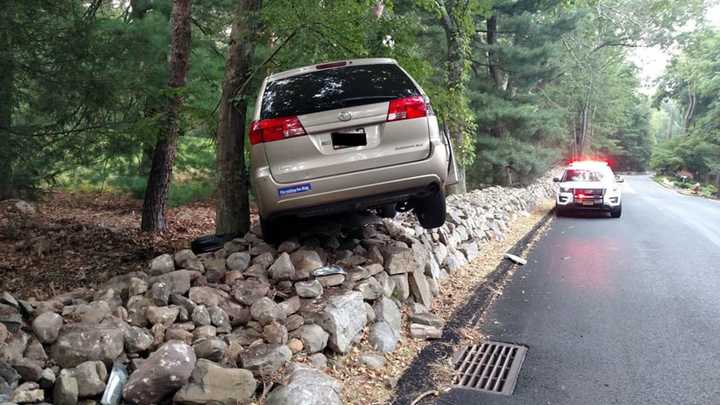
[553,177,561,182]
[616,175,624,183]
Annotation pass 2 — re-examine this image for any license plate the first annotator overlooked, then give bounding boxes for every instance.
[581,200,594,206]
[331,129,366,149]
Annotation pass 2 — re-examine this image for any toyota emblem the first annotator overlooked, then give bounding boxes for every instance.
[338,111,352,121]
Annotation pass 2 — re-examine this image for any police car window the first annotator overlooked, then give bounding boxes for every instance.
[562,169,603,182]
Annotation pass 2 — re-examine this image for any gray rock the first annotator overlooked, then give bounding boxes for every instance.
[126,296,152,326]
[31,312,63,344]
[266,363,341,405]
[53,370,78,405]
[203,259,227,283]
[149,254,175,275]
[294,280,323,298]
[0,330,28,365]
[308,353,327,369]
[240,344,291,378]
[356,277,383,301]
[253,252,276,270]
[290,250,323,273]
[434,243,448,266]
[278,296,300,317]
[268,252,295,281]
[122,341,196,404]
[124,326,153,353]
[410,323,443,339]
[0,323,7,345]
[316,274,345,287]
[375,271,396,297]
[12,382,44,403]
[72,361,107,398]
[233,279,270,306]
[427,277,440,297]
[408,268,433,307]
[146,305,179,325]
[298,324,329,354]
[128,277,149,296]
[286,314,304,332]
[191,305,211,326]
[192,338,226,362]
[383,246,415,275]
[278,240,300,253]
[166,328,194,345]
[368,321,398,352]
[152,270,194,296]
[188,287,221,307]
[364,302,376,323]
[390,273,410,301]
[0,361,20,401]
[193,326,217,342]
[250,297,285,325]
[23,338,47,363]
[208,306,230,331]
[263,321,288,345]
[50,325,124,368]
[373,297,401,334]
[64,301,111,324]
[148,281,171,306]
[359,353,385,369]
[226,252,251,272]
[174,359,257,405]
[316,291,366,353]
[12,358,42,382]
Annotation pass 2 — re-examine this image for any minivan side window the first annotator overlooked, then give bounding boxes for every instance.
[261,64,420,119]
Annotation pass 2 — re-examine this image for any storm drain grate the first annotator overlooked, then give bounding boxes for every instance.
[451,341,527,395]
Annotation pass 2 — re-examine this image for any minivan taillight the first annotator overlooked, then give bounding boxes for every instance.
[387,96,427,121]
[249,116,307,145]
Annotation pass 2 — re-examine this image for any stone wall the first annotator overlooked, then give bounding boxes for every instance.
[0,174,555,404]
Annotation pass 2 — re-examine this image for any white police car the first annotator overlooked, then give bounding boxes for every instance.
[554,161,623,218]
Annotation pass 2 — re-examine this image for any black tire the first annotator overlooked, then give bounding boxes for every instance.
[378,204,397,219]
[260,216,288,244]
[190,233,238,254]
[610,205,622,218]
[555,206,567,217]
[415,190,446,229]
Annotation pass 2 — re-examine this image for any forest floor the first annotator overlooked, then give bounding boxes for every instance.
[0,191,218,300]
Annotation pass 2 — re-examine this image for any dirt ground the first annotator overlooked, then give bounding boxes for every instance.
[0,191,218,300]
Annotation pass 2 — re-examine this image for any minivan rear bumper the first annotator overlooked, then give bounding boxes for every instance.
[253,142,448,219]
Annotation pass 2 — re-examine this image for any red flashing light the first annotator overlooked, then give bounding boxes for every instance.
[387,96,427,121]
[249,116,306,145]
[316,61,347,70]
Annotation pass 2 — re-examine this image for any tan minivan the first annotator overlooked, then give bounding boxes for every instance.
[250,58,457,242]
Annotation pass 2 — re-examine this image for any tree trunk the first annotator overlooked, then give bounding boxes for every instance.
[0,5,15,200]
[486,15,503,89]
[141,0,192,232]
[444,24,468,195]
[214,0,260,236]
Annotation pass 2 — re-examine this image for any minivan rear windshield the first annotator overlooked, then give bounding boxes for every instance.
[260,64,420,119]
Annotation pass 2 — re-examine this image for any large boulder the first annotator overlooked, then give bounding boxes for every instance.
[50,324,124,368]
[266,363,342,405]
[268,252,295,281]
[122,341,196,404]
[149,254,175,275]
[368,321,398,353]
[174,359,257,405]
[315,291,366,353]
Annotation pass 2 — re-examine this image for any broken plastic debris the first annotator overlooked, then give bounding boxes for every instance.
[503,253,527,265]
[100,361,128,405]
[311,265,346,277]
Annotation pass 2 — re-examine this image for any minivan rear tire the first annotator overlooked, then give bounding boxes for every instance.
[415,190,446,229]
[260,216,286,244]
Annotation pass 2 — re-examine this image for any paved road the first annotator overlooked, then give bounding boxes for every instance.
[439,175,720,405]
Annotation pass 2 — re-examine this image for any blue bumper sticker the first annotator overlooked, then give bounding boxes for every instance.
[278,183,312,197]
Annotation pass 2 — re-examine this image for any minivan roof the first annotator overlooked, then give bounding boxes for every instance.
[266,58,399,82]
